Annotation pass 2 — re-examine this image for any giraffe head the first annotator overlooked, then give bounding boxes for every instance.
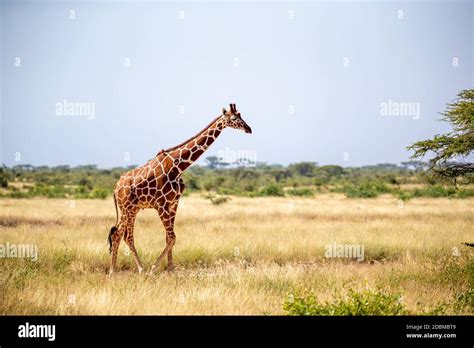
[221,104,252,134]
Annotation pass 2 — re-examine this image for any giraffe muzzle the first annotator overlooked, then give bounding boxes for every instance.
[244,125,252,134]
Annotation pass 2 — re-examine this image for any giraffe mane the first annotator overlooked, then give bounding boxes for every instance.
[157,114,223,156]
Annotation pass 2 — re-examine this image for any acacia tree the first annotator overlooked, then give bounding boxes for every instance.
[408,89,474,185]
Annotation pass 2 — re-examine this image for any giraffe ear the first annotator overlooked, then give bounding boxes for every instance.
[222,107,227,115]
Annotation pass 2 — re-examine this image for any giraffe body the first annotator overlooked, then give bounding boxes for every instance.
[108,104,251,274]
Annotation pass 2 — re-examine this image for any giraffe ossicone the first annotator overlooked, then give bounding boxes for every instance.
[108,104,252,275]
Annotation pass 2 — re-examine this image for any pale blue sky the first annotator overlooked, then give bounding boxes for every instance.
[1,0,472,168]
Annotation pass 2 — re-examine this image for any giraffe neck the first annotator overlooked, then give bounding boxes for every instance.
[163,116,225,172]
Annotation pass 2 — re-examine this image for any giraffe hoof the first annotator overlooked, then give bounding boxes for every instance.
[166,265,175,272]
[148,265,157,275]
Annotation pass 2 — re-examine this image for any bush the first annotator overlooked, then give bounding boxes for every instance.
[259,183,285,197]
[202,178,217,191]
[335,182,391,198]
[0,168,8,188]
[78,178,93,190]
[394,186,474,200]
[287,188,314,196]
[410,185,474,199]
[29,185,68,198]
[314,176,329,186]
[455,188,474,198]
[5,191,31,198]
[73,185,91,199]
[283,288,406,316]
[413,185,456,198]
[186,176,201,190]
[454,288,474,312]
[91,188,109,199]
[392,189,413,201]
[243,183,257,192]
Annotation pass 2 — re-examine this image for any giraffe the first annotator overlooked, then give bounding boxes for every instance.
[108,104,252,275]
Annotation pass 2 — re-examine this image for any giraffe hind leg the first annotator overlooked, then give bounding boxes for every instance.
[124,225,144,274]
[109,208,142,275]
[109,224,124,275]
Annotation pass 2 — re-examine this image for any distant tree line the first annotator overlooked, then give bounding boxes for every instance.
[1,160,472,200]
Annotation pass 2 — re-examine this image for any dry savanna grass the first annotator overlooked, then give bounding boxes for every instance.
[0,194,472,315]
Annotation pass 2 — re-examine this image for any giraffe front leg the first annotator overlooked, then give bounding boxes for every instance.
[149,205,177,274]
[166,230,176,272]
[149,229,175,274]
[149,182,182,275]
[165,199,180,272]
[166,197,180,272]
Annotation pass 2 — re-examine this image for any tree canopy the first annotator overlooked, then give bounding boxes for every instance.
[408,88,474,184]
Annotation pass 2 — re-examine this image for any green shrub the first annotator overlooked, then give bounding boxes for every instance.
[202,179,216,191]
[413,185,456,198]
[409,185,474,198]
[454,188,474,198]
[0,168,8,188]
[392,189,413,201]
[78,177,93,190]
[259,183,285,197]
[73,185,91,199]
[6,191,32,198]
[283,288,406,316]
[243,183,257,192]
[185,175,201,190]
[314,177,329,186]
[287,188,314,196]
[453,288,474,311]
[91,188,109,199]
[30,185,68,198]
[335,182,391,198]
[393,186,474,200]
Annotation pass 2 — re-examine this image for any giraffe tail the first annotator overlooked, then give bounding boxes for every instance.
[108,192,119,254]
